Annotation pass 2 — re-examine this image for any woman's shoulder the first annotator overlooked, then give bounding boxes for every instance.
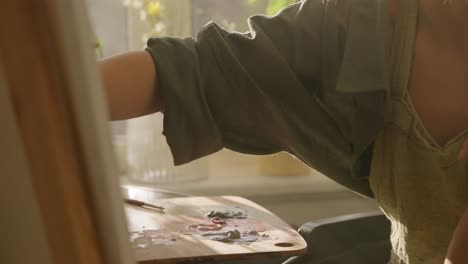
[299,0,390,30]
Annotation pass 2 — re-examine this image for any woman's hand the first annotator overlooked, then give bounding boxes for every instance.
[445,208,468,264]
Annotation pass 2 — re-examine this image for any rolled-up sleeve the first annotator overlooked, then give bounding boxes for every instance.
[146,0,326,165]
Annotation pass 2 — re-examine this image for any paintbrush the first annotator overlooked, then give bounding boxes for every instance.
[124,198,165,212]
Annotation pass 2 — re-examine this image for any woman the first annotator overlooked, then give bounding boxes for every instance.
[100,0,468,263]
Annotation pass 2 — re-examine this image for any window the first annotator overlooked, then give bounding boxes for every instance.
[88,0,308,186]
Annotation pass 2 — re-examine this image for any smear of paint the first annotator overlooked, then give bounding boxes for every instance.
[203,230,241,239]
[210,217,226,225]
[200,229,270,244]
[206,210,248,219]
[188,223,224,231]
[130,230,180,248]
[202,230,251,243]
[245,230,258,235]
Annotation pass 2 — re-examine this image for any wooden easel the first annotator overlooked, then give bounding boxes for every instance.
[0,1,132,264]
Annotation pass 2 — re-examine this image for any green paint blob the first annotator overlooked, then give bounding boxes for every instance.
[205,210,248,219]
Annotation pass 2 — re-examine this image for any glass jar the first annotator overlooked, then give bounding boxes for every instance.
[125,113,209,185]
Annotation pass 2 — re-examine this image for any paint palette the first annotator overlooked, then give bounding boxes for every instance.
[126,196,307,263]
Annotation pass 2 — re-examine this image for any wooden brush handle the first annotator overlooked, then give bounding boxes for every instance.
[124,198,165,210]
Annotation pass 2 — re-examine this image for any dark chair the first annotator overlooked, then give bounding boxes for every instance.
[213,211,391,264]
[283,211,391,264]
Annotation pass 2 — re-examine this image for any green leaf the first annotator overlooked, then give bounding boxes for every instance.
[266,0,299,15]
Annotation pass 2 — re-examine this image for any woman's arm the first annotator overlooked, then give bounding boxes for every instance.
[99,51,163,120]
[445,208,468,264]
[445,141,468,264]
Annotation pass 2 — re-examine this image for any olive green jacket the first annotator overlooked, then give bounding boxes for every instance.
[146,0,391,198]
